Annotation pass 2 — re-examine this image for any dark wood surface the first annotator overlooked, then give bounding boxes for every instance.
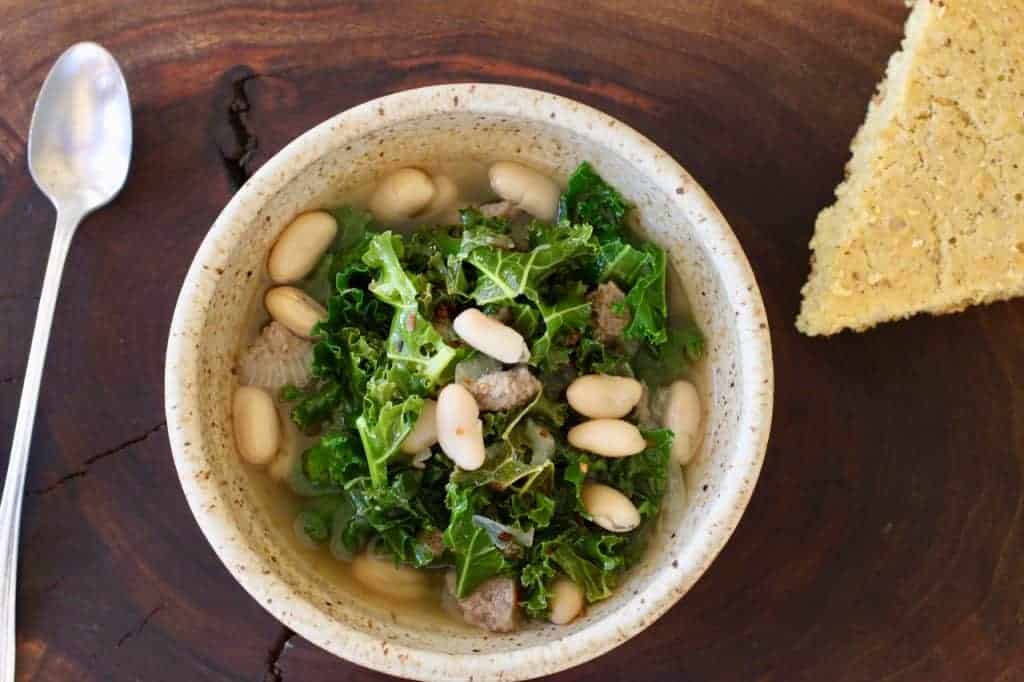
[0,1,1021,680]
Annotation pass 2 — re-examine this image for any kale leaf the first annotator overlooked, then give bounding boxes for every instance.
[574,335,632,377]
[520,526,624,617]
[555,162,671,346]
[363,232,458,385]
[285,379,343,433]
[597,239,649,286]
[484,301,541,339]
[557,161,628,239]
[450,442,554,492]
[345,469,440,567]
[530,283,591,370]
[466,224,596,305]
[444,483,514,597]
[303,432,366,486]
[623,244,669,346]
[404,226,468,298]
[363,232,420,306]
[356,395,424,489]
[290,324,383,433]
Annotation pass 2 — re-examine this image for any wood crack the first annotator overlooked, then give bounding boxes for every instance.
[28,421,166,496]
[116,604,165,648]
[217,68,261,191]
[264,627,295,682]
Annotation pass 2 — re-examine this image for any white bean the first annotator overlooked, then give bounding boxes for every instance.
[232,386,280,465]
[662,380,702,465]
[452,308,530,364]
[436,384,485,470]
[268,405,301,481]
[267,211,338,283]
[400,399,438,454]
[489,161,560,221]
[581,482,641,533]
[567,419,646,457]
[548,577,585,625]
[368,167,437,222]
[265,286,326,339]
[351,553,429,600]
[421,174,459,220]
[566,374,644,419]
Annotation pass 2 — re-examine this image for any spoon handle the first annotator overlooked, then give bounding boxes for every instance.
[0,210,80,681]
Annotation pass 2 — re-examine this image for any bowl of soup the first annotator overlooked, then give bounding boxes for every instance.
[165,83,772,680]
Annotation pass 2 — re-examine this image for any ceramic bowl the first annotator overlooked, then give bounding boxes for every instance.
[165,83,773,680]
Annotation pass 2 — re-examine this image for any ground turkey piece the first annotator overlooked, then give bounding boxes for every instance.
[466,366,542,412]
[588,282,631,343]
[419,528,446,558]
[633,381,657,428]
[237,321,314,392]
[445,572,519,633]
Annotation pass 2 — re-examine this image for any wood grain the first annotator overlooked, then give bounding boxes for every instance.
[0,1,1021,680]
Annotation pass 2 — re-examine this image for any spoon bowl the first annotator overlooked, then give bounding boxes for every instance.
[28,41,132,212]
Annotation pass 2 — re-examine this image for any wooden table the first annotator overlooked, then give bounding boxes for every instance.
[1,1,1021,680]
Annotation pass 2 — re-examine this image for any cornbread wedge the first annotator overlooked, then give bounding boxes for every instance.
[797,0,1024,335]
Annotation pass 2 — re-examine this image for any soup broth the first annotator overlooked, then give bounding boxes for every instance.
[235,160,705,631]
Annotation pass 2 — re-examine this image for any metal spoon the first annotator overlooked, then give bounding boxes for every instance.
[0,42,131,679]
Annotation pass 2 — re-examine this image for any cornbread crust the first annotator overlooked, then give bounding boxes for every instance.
[797,0,1024,335]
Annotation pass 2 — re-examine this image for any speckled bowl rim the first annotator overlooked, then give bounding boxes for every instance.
[166,83,773,680]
